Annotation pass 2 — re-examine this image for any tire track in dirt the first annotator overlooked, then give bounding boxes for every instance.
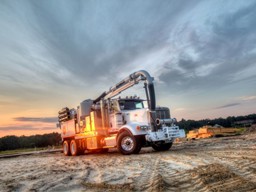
[151,149,256,192]
[24,155,85,192]
[184,150,256,192]
[0,133,255,192]
[156,152,209,192]
[126,151,211,191]
[203,149,256,183]
[133,154,162,191]
[188,163,256,192]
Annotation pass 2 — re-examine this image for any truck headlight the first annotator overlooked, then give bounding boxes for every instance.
[140,125,149,131]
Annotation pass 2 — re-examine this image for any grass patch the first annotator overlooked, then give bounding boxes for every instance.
[0,145,62,155]
[0,147,45,155]
[236,127,245,134]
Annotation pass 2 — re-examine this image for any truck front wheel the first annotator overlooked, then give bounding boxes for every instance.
[117,131,141,155]
[63,140,70,156]
[152,142,172,151]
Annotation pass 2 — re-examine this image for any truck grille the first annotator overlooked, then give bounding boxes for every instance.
[165,126,179,137]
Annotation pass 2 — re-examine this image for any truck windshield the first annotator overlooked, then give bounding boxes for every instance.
[119,100,144,110]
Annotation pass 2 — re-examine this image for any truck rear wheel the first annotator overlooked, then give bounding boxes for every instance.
[63,140,70,156]
[152,142,172,151]
[117,131,141,155]
[70,140,79,156]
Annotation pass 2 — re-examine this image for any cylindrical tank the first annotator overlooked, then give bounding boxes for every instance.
[80,99,93,117]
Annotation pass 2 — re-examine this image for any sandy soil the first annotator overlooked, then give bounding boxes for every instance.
[0,133,256,192]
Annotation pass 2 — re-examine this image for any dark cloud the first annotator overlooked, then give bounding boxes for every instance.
[178,58,198,71]
[25,0,199,85]
[160,1,256,92]
[4,0,254,96]
[212,2,256,41]
[216,103,240,109]
[13,117,57,123]
[0,125,55,131]
[0,0,256,121]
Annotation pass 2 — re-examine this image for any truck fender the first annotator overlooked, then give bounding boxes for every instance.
[118,123,147,136]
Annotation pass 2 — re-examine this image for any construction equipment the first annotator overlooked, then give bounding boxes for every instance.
[187,125,241,139]
[57,70,185,155]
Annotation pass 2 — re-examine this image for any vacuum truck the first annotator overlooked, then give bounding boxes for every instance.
[57,70,185,155]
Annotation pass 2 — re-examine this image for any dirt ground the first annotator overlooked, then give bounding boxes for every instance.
[0,133,256,192]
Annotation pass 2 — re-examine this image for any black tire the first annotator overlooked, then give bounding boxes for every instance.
[152,142,172,151]
[70,140,79,156]
[117,131,141,155]
[63,140,70,156]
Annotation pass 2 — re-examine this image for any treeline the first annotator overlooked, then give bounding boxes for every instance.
[0,132,61,151]
[177,113,256,131]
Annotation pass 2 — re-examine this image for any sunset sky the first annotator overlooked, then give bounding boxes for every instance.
[0,0,256,137]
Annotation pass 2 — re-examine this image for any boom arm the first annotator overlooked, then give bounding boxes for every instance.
[94,70,155,109]
[93,70,157,131]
